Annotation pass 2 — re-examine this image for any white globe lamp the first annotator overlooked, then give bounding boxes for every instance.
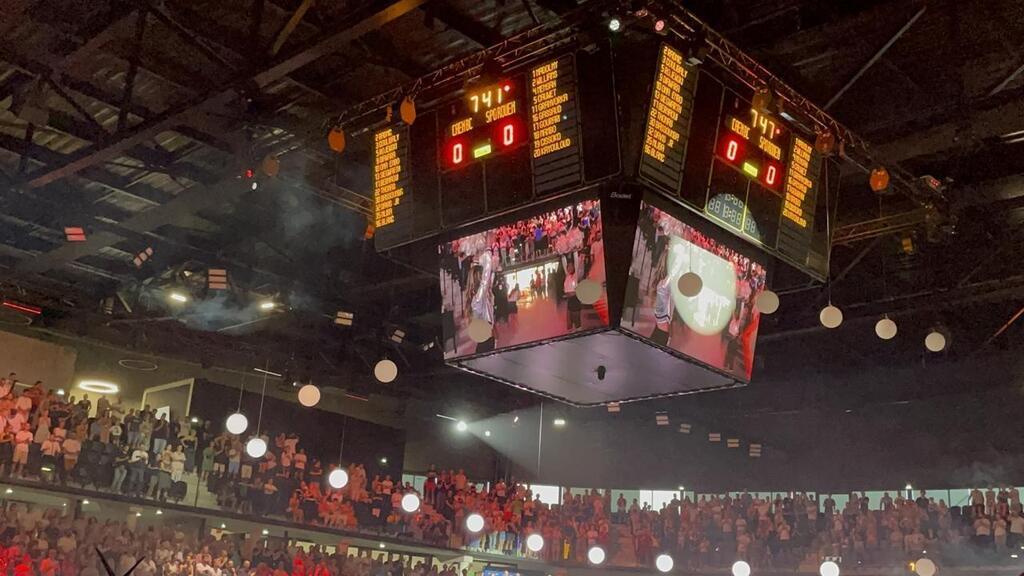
[820,560,840,576]
[732,561,751,576]
[401,493,421,513]
[466,513,485,533]
[526,533,544,552]
[656,554,674,573]
[245,437,267,458]
[820,304,843,329]
[374,359,398,383]
[875,317,898,340]
[925,331,946,352]
[587,546,605,565]
[297,384,321,407]
[755,290,779,314]
[225,413,248,435]
[328,468,349,489]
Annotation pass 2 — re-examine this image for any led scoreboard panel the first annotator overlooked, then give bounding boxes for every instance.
[372,125,410,234]
[638,43,828,279]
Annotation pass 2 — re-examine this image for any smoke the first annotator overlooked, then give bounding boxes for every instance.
[179,294,266,333]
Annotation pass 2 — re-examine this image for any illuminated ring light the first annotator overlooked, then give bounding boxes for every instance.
[656,554,674,573]
[245,437,268,458]
[118,359,159,372]
[328,468,349,489]
[401,493,421,513]
[732,561,751,576]
[526,533,544,552]
[819,560,840,576]
[78,380,119,394]
[466,513,485,533]
[225,413,248,435]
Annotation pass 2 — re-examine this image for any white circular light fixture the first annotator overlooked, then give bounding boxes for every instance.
[526,533,544,552]
[677,272,703,297]
[456,420,468,432]
[245,437,267,458]
[328,468,349,489]
[925,331,946,352]
[374,359,398,383]
[755,290,780,314]
[467,318,493,343]
[732,560,751,576]
[466,513,485,533]
[914,558,936,576]
[78,380,119,394]
[225,413,248,435]
[297,384,321,407]
[820,560,840,576]
[819,304,843,329]
[875,317,898,340]
[656,554,674,573]
[576,279,602,305]
[587,546,606,565]
[401,493,421,513]
[608,17,622,32]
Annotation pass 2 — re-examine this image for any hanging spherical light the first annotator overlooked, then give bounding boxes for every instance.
[875,317,898,340]
[467,319,492,343]
[819,304,843,329]
[399,96,417,125]
[328,468,349,489]
[526,533,544,552]
[587,546,606,565]
[656,554,674,573]
[914,558,936,576]
[925,330,946,352]
[819,560,840,576]
[374,359,398,383]
[327,128,346,153]
[755,290,780,314]
[869,167,890,193]
[401,493,421,513]
[677,272,703,297]
[225,413,248,435]
[297,384,321,407]
[466,513,485,533]
[245,437,267,458]
[732,561,751,576]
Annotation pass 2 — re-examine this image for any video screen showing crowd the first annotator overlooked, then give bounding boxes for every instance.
[440,200,607,358]
[622,202,767,381]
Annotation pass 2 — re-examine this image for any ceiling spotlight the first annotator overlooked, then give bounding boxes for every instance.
[220,523,226,530]
[169,292,188,303]
[261,529,269,536]
[553,418,566,427]
[56,389,65,396]
[732,561,751,576]
[190,417,199,423]
[297,384,321,407]
[401,493,421,513]
[245,437,268,458]
[653,18,667,34]
[587,546,606,565]
[380,457,388,465]
[607,16,622,32]
[925,330,946,352]
[225,413,248,435]
[526,533,544,552]
[656,554,674,573]
[819,560,840,576]
[875,316,898,340]
[82,500,89,505]
[136,512,142,517]
[328,468,349,489]
[456,421,468,432]
[819,304,843,329]
[906,483,913,490]
[155,510,162,515]
[484,430,491,437]
[78,380,119,394]
[466,513,485,533]
[378,543,386,549]
[374,359,398,383]
[260,301,275,310]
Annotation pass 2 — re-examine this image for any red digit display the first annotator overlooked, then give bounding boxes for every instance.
[452,142,464,165]
[503,123,515,146]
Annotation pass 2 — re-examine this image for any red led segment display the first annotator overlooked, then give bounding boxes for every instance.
[716,108,787,193]
[440,77,527,171]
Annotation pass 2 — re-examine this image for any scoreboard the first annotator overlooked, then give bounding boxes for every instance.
[370,40,830,280]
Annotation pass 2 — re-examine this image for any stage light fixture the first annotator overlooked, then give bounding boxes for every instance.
[56,389,65,396]
[526,533,544,552]
[378,543,386,549]
[456,420,468,432]
[374,359,398,383]
[246,437,268,458]
[588,546,606,565]
[484,430,491,437]
[732,561,751,576]
[820,560,840,576]
[466,513,485,533]
[653,18,667,34]
[607,16,622,32]
[190,417,199,423]
[82,500,90,505]
[677,272,702,297]
[656,554,674,572]
[226,413,248,435]
[390,329,405,344]
[380,457,388,464]
[297,384,321,407]
[875,316,897,340]
[925,330,946,352]
[328,468,349,489]
[208,268,229,291]
[906,484,913,490]
[133,246,154,268]
[869,167,891,194]
[78,380,119,394]
[819,304,843,329]
[328,128,346,153]
[755,290,780,314]
[334,311,354,326]
[401,493,421,513]
[169,292,188,303]
[64,227,86,242]
[399,96,417,126]
[261,529,269,536]
[607,402,620,413]
[260,301,275,310]
[156,510,162,515]
[553,418,566,427]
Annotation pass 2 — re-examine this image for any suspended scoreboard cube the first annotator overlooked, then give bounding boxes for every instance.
[372,39,836,406]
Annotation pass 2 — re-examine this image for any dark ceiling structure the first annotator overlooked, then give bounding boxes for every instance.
[2,0,1024,487]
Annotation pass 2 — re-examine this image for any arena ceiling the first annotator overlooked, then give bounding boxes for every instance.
[1,0,1024,484]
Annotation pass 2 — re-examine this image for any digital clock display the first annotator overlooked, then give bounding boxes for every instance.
[717,107,788,193]
[440,77,526,170]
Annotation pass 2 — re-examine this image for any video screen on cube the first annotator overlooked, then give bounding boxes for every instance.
[439,199,607,359]
[622,201,767,381]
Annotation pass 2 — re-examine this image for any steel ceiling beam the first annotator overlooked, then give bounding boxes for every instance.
[20,0,428,190]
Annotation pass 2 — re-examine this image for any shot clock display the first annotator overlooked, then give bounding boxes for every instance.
[440,77,527,170]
